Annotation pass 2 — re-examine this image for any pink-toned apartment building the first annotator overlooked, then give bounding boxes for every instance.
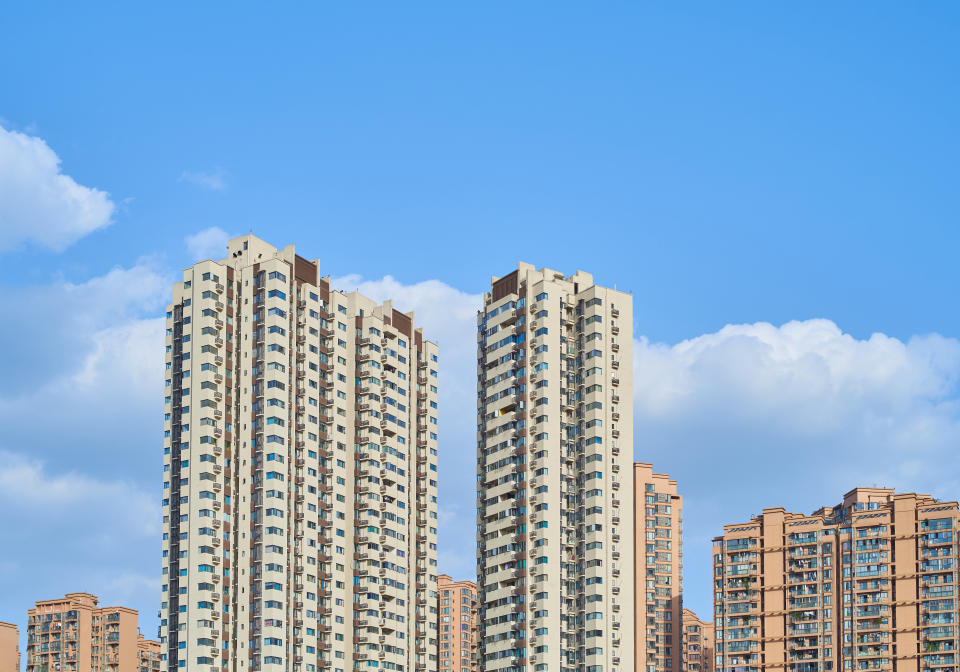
[0,622,19,672]
[438,575,478,672]
[635,462,685,672]
[713,488,960,672]
[24,592,160,672]
[682,608,714,672]
[137,634,161,672]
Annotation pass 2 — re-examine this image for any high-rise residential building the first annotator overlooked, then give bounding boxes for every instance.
[161,234,440,672]
[713,488,960,672]
[681,609,713,672]
[138,634,162,672]
[23,592,157,672]
[0,621,19,672]
[438,574,478,672]
[475,263,635,672]
[634,463,684,672]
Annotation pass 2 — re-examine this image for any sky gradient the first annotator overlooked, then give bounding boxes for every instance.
[1,1,959,654]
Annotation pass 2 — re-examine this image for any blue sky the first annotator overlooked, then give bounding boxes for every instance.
[1,1,960,651]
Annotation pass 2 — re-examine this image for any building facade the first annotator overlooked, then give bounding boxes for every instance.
[139,634,162,672]
[23,592,158,672]
[0,621,19,672]
[476,263,635,672]
[682,609,713,672]
[161,235,440,672]
[634,463,684,672]
[713,488,960,672]
[438,575,478,672]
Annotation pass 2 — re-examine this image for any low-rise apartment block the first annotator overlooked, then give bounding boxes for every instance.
[138,634,162,672]
[682,609,713,672]
[439,574,478,672]
[24,592,159,672]
[713,488,960,672]
[635,462,684,672]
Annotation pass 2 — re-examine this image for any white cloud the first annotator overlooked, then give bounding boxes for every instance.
[633,318,960,618]
[0,450,158,537]
[73,317,166,392]
[0,258,169,639]
[179,168,226,190]
[634,319,960,464]
[0,259,170,396]
[0,124,114,252]
[0,450,160,636]
[186,226,232,261]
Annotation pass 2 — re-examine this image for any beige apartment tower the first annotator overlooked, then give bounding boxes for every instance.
[161,235,440,671]
[438,575,478,672]
[682,609,714,672]
[476,263,635,672]
[0,621,19,672]
[634,463,684,672]
[24,592,160,672]
[713,488,960,672]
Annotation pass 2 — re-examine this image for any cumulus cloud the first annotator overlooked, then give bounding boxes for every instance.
[186,226,231,261]
[0,260,170,397]
[633,318,960,618]
[0,451,158,536]
[179,168,226,190]
[0,450,160,634]
[332,274,482,580]
[0,260,168,637]
[0,124,114,252]
[634,319,960,478]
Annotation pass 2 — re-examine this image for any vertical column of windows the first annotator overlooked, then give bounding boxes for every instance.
[477,290,529,672]
[163,296,186,669]
[716,535,761,672]
[917,516,957,672]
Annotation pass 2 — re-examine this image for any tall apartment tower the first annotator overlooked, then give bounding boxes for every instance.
[0,621,19,672]
[681,609,713,672]
[161,235,440,672]
[23,592,156,672]
[476,263,635,672]
[438,575,478,672]
[634,463,684,672]
[713,488,960,672]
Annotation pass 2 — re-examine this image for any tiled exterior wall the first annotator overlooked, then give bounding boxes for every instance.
[439,575,478,672]
[682,609,714,672]
[713,488,960,672]
[635,463,684,672]
[0,622,19,672]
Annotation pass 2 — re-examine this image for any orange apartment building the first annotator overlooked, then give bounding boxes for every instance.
[713,488,960,672]
[439,575,478,672]
[0,621,19,672]
[683,608,714,672]
[137,634,162,672]
[635,462,685,672]
[24,592,161,672]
